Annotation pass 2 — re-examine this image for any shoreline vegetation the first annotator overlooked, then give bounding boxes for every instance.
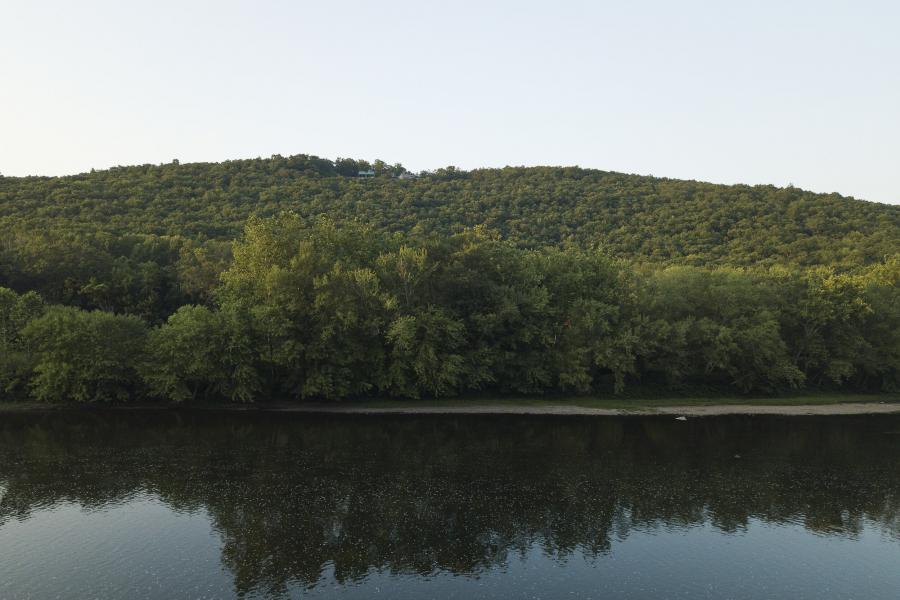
[3,216,898,405]
[2,394,898,416]
[1,157,898,405]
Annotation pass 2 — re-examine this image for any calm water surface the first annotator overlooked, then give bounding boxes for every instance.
[1,412,899,599]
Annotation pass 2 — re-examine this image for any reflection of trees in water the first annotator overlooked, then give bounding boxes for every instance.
[1,413,899,596]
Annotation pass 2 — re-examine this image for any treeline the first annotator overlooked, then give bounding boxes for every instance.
[0,228,229,322]
[2,217,898,403]
[2,154,898,268]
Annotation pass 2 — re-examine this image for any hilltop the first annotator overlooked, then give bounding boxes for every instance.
[2,154,897,268]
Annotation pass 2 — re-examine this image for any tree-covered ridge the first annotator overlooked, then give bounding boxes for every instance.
[0,155,898,403]
[2,154,897,267]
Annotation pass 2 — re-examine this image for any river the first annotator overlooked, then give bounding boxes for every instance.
[1,412,898,598]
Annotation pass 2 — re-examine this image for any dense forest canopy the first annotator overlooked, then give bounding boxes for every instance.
[0,155,898,402]
[2,154,898,266]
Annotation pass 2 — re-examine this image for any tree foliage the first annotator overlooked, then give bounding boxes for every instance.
[0,155,897,403]
[22,306,147,402]
[1,155,897,269]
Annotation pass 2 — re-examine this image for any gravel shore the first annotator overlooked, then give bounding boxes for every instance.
[265,402,900,417]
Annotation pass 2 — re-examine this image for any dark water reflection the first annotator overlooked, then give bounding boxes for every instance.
[1,412,899,599]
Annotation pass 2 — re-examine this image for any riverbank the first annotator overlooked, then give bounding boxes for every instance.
[2,394,899,416]
[269,402,900,416]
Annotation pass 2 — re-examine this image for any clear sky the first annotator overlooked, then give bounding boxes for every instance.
[2,0,898,204]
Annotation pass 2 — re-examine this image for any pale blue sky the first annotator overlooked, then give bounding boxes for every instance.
[2,1,898,204]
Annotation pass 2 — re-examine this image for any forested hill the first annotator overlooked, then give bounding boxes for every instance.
[2,154,899,403]
[1,154,897,268]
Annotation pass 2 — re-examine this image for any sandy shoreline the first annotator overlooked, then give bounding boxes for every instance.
[2,402,900,416]
[265,402,900,417]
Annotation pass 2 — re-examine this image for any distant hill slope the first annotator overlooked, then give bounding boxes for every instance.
[1,154,898,267]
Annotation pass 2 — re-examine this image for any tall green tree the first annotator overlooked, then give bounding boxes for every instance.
[23,306,148,402]
[142,305,259,403]
[0,287,44,398]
